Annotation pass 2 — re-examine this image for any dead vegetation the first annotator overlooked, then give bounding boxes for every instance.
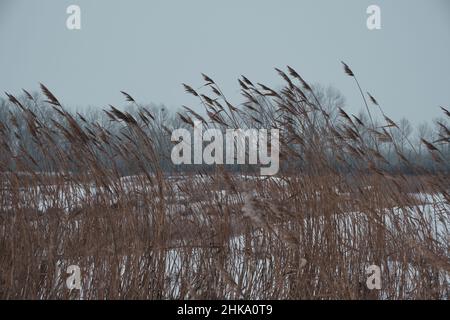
[0,63,449,299]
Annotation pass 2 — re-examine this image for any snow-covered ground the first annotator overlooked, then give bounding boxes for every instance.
[1,174,448,299]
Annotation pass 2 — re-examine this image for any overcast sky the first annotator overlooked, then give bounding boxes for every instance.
[1,0,449,125]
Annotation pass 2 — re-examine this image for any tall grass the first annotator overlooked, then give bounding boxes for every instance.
[0,63,449,299]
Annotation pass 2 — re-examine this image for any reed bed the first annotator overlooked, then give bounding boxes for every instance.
[0,63,449,299]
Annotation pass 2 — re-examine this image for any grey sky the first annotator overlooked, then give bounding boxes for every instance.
[1,0,449,125]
